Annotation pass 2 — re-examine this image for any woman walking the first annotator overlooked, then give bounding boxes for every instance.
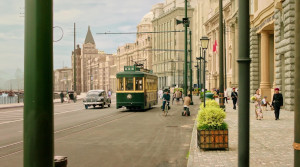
[272,88,283,120]
[254,89,263,120]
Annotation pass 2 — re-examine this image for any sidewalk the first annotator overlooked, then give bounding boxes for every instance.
[0,93,86,109]
[187,100,294,167]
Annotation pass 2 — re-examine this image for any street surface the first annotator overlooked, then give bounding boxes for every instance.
[188,100,294,167]
[0,95,199,167]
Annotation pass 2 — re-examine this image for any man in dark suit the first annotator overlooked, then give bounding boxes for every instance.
[272,88,283,120]
[231,88,238,110]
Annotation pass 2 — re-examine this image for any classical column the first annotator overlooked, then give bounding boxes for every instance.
[232,21,239,87]
[231,24,236,88]
[260,31,271,98]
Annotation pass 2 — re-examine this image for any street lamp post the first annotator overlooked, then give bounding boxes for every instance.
[194,64,199,94]
[199,47,202,90]
[238,0,251,166]
[189,30,193,105]
[219,0,225,109]
[184,0,188,97]
[295,0,300,166]
[200,36,209,107]
[24,0,53,166]
[196,47,202,96]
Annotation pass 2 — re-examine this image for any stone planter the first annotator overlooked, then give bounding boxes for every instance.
[197,129,228,150]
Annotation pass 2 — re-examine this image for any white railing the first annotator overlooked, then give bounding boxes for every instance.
[0,96,23,104]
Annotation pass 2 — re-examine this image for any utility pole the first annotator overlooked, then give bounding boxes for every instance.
[24,0,53,166]
[294,0,300,166]
[74,22,76,92]
[238,0,251,166]
[219,0,225,109]
[184,0,188,96]
[189,30,193,104]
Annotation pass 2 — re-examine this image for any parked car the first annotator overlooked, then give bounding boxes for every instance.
[83,90,111,109]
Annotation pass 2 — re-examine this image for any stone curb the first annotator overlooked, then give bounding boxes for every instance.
[187,116,198,167]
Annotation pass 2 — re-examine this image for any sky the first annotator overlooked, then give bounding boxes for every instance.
[0,0,163,89]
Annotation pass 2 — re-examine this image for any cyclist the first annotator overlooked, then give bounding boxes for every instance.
[162,91,170,113]
[183,94,192,116]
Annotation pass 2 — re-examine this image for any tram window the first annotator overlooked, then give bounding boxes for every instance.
[117,78,124,91]
[135,77,143,90]
[125,77,134,91]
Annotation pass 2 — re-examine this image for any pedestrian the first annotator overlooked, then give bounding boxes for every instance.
[231,87,238,110]
[272,88,283,120]
[253,89,263,120]
[261,96,270,111]
[183,94,191,116]
[224,88,228,104]
[158,89,163,100]
[175,89,182,104]
[66,92,70,103]
[60,91,64,103]
[73,91,77,103]
[108,89,112,98]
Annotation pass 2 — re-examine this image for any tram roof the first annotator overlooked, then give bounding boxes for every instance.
[116,70,157,78]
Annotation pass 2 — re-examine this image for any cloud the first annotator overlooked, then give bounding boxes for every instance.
[1,0,164,81]
[54,9,83,23]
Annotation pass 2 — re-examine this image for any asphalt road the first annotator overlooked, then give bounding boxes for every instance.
[0,97,198,167]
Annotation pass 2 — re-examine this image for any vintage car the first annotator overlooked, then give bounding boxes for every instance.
[83,90,111,109]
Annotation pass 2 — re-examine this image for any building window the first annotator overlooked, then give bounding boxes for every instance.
[125,77,134,91]
[135,77,143,90]
[117,78,124,91]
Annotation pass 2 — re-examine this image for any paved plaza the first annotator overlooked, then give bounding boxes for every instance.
[188,99,294,167]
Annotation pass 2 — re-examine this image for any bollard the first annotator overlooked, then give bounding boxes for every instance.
[54,156,68,167]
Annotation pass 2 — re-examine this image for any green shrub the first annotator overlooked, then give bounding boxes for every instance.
[197,122,228,130]
[197,106,227,130]
[199,99,219,110]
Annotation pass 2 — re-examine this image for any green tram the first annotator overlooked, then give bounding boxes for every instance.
[116,65,158,110]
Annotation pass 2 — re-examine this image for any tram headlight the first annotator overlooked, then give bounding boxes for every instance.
[127,94,132,99]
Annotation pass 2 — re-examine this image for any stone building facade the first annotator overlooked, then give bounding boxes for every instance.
[54,68,72,92]
[250,0,295,111]
[191,0,238,91]
[151,1,194,88]
[71,26,116,93]
[116,12,153,73]
[71,45,82,93]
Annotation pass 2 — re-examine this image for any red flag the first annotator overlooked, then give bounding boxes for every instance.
[213,40,217,52]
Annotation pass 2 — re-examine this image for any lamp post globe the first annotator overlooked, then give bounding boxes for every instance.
[200,36,209,49]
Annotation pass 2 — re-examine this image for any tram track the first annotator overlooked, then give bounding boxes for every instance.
[0,110,136,159]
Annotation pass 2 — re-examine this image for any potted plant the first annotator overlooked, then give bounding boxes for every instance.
[197,100,228,150]
[200,90,212,101]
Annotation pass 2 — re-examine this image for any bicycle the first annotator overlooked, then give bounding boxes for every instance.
[163,101,170,116]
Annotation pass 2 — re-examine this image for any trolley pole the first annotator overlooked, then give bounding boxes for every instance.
[183,0,188,96]
[24,0,54,166]
[219,0,225,109]
[189,30,193,104]
[294,0,300,166]
[238,0,251,166]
